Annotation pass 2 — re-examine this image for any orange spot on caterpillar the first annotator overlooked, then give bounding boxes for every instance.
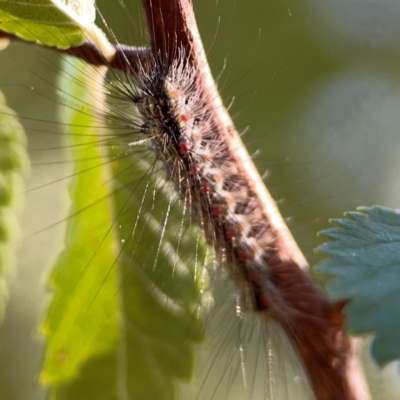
[211,204,224,217]
[179,142,190,154]
[256,294,270,310]
[199,183,210,194]
[189,164,199,174]
[192,130,202,142]
[224,228,236,239]
[168,90,180,100]
[179,113,190,123]
[237,250,248,262]
[212,172,223,183]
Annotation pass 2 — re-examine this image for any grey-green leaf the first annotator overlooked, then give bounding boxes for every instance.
[316,205,400,365]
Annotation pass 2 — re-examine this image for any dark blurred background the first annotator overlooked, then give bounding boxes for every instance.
[1,0,400,399]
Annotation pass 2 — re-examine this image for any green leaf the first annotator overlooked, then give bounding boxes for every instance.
[41,58,208,399]
[40,63,120,389]
[0,90,28,323]
[0,0,114,56]
[316,205,400,365]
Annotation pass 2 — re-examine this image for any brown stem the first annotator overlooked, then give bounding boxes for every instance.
[0,31,149,75]
[138,1,370,400]
[1,2,371,399]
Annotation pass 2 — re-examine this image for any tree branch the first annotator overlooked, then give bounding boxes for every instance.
[0,31,149,75]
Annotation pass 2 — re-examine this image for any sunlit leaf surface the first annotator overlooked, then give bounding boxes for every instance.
[0,0,113,54]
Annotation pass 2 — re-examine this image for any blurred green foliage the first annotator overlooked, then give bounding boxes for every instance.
[0,90,27,323]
